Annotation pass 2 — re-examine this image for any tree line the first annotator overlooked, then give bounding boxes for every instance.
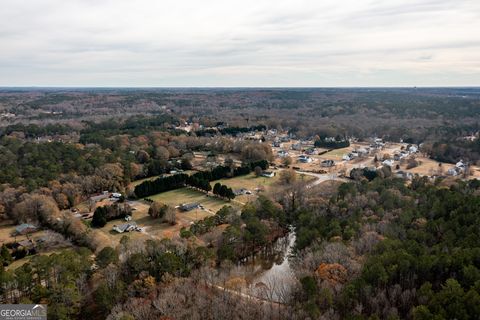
[134,160,269,198]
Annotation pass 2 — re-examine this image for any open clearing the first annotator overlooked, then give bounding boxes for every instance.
[0,221,47,245]
[322,147,352,160]
[148,187,230,213]
[98,198,223,244]
[213,172,280,191]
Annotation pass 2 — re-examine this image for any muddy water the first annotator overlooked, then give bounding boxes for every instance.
[240,230,297,303]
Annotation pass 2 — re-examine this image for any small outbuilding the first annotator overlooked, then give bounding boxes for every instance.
[179,203,200,212]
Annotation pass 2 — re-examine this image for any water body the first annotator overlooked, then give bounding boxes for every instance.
[241,230,297,303]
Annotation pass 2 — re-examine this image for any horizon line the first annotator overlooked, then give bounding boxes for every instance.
[0,85,480,90]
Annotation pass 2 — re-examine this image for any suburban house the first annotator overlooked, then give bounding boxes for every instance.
[113,222,139,233]
[233,188,252,196]
[343,152,358,161]
[305,148,317,155]
[408,145,419,153]
[13,223,38,236]
[395,170,414,180]
[456,160,466,169]
[298,155,313,163]
[291,143,303,151]
[111,192,122,198]
[179,203,200,212]
[448,167,461,176]
[447,161,467,176]
[261,171,275,178]
[277,150,289,157]
[272,141,282,148]
[394,152,409,161]
[321,159,335,167]
[382,159,395,167]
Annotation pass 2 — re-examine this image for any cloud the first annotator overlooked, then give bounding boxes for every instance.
[0,0,479,86]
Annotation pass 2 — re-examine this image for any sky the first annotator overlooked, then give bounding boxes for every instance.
[0,0,479,87]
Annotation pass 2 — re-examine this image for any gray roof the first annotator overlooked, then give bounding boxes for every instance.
[180,203,200,211]
[113,222,137,233]
[15,223,38,234]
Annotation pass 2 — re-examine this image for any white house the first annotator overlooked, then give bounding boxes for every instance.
[408,145,419,153]
[382,159,395,167]
[298,155,313,163]
[261,171,275,178]
[456,160,466,169]
[448,167,461,176]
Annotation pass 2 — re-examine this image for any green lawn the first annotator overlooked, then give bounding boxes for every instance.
[212,172,280,191]
[322,147,352,159]
[130,170,196,187]
[148,187,230,213]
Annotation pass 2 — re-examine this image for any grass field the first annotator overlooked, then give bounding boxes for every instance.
[0,222,46,245]
[213,172,280,191]
[322,147,352,160]
[98,196,224,244]
[148,187,230,212]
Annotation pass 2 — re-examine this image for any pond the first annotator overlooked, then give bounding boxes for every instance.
[240,229,297,303]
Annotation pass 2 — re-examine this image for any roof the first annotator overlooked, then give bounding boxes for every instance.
[261,171,275,177]
[113,222,137,233]
[15,223,38,234]
[180,203,200,211]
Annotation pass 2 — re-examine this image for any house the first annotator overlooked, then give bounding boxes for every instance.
[448,167,461,176]
[234,188,251,196]
[278,150,289,157]
[298,155,313,163]
[273,141,282,148]
[356,148,369,156]
[13,223,38,236]
[342,154,352,161]
[179,203,200,212]
[261,171,275,178]
[456,160,466,169]
[382,159,395,167]
[321,160,335,167]
[111,192,122,198]
[305,148,317,155]
[408,145,419,153]
[395,170,414,180]
[113,222,139,233]
[124,215,132,221]
[291,143,303,151]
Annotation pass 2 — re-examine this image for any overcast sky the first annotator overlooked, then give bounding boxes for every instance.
[1,0,479,87]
